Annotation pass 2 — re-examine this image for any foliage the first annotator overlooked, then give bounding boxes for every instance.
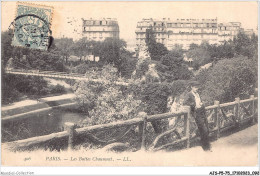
[132,58,152,79]
[196,56,257,105]
[127,80,188,115]
[73,65,144,125]
[125,80,189,133]
[1,30,67,72]
[120,57,138,78]
[186,45,211,70]
[158,49,193,81]
[2,75,23,104]
[71,37,132,76]
[145,28,168,61]
[2,75,48,104]
[49,84,67,94]
[55,38,74,63]
[187,31,258,70]
[232,31,258,59]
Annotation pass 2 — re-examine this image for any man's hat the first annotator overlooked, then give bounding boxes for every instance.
[188,80,200,87]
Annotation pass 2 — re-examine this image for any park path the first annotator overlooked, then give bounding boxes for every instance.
[157,124,258,166]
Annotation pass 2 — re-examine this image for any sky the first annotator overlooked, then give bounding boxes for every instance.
[1,1,258,46]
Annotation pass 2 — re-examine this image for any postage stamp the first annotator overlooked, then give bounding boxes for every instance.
[11,2,53,50]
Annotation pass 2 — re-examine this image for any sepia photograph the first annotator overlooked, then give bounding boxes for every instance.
[1,0,259,174]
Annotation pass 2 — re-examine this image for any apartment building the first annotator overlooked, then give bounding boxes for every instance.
[135,18,248,50]
[82,18,119,41]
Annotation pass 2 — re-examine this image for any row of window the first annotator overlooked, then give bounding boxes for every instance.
[167,23,217,28]
[84,20,118,26]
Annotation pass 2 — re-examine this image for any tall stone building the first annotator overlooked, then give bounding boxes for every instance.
[135,18,249,50]
[218,22,241,43]
[82,18,119,41]
[166,18,218,49]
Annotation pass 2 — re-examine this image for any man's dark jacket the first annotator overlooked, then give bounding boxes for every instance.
[183,91,197,116]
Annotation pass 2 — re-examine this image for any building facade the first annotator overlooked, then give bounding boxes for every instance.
[135,18,251,50]
[82,18,119,41]
[218,22,241,43]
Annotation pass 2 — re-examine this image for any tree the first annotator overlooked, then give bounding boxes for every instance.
[232,31,258,59]
[71,37,88,61]
[196,56,257,105]
[158,49,193,81]
[2,30,14,67]
[55,38,74,63]
[98,38,128,74]
[1,30,66,72]
[186,46,211,70]
[145,28,168,61]
[73,65,144,125]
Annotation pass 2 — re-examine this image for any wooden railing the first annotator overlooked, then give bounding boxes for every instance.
[3,90,258,151]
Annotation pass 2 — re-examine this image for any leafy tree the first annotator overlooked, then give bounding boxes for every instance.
[158,49,193,81]
[232,31,257,59]
[186,46,211,70]
[71,37,88,61]
[98,38,127,73]
[55,38,74,63]
[145,28,168,61]
[189,43,199,50]
[196,56,257,105]
[73,65,144,124]
[2,30,14,67]
[1,30,66,72]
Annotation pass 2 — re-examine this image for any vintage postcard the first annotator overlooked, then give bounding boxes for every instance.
[1,0,259,174]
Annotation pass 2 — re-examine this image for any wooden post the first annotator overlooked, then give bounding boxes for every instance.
[214,101,220,139]
[183,106,191,148]
[235,97,241,128]
[141,114,147,150]
[138,112,147,150]
[250,95,255,124]
[65,122,76,150]
[254,88,258,97]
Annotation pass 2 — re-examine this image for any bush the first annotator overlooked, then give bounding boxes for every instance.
[74,65,144,125]
[50,84,66,94]
[158,50,193,81]
[120,57,138,78]
[196,56,257,104]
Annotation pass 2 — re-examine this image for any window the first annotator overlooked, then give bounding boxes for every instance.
[100,21,102,25]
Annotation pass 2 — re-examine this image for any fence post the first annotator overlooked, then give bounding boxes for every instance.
[138,112,148,150]
[250,95,255,124]
[254,88,258,97]
[214,101,220,139]
[235,97,241,128]
[65,122,76,150]
[183,106,191,148]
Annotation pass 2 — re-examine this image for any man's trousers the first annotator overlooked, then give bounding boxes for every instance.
[194,107,211,151]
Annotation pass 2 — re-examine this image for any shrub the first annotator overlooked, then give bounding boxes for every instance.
[196,56,257,104]
[50,84,66,94]
[74,65,144,125]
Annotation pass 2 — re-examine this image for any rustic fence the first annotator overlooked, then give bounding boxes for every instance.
[3,89,258,151]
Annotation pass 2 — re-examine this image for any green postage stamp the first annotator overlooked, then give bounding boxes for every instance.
[12,2,53,50]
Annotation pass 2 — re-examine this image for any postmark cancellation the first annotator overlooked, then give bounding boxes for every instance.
[11,2,53,50]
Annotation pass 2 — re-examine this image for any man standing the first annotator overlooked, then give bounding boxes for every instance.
[184,81,212,151]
